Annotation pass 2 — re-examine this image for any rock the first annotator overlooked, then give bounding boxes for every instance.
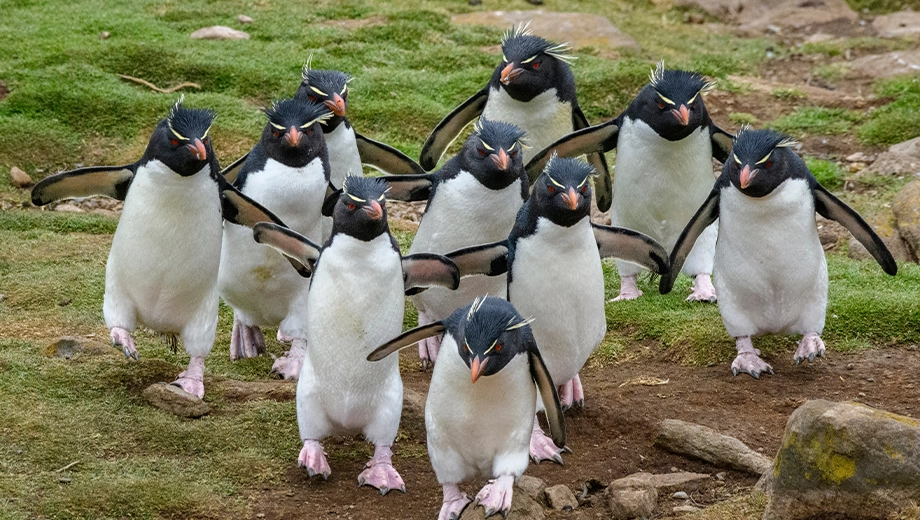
[461,482,545,519]
[605,479,657,520]
[516,475,547,502]
[672,491,689,499]
[763,400,920,520]
[871,9,920,38]
[889,136,920,157]
[545,484,577,510]
[9,166,32,187]
[609,472,711,494]
[655,419,772,475]
[43,336,114,359]
[451,10,639,51]
[143,382,210,418]
[847,206,913,264]
[212,379,295,402]
[99,31,110,39]
[190,26,250,40]
[817,215,847,252]
[846,152,871,163]
[54,203,83,213]
[237,14,253,24]
[849,50,920,79]
[735,0,858,35]
[868,153,920,176]
[672,0,743,18]
[892,180,920,260]
[673,505,701,513]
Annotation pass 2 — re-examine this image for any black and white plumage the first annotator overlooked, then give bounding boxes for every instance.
[527,62,734,303]
[661,128,897,379]
[419,23,612,211]
[368,296,565,520]
[217,99,333,376]
[384,119,530,369]
[247,176,460,494]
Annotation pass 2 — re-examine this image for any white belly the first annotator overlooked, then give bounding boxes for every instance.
[324,123,362,189]
[482,87,573,163]
[715,179,828,337]
[509,217,606,384]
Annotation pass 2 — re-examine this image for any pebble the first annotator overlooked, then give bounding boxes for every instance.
[256,514,265,518]
[673,505,701,513]
[99,31,110,39]
[673,491,689,500]
[9,166,32,187]
[847,363,855,370]
[867,377,875,382]
[59,477,72,484]
[715,472,726,481]
[859,392,867,397]
[238,14,253,24]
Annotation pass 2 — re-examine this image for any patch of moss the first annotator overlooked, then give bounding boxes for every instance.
[858,74,920,146]
[771,107,864,136]
[805,157,845,190]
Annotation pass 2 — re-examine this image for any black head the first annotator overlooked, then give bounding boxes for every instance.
[332,176,390,241]
[725,127,804,198]
[452,296,533,383]
[493,23,576,102]
[141,98,216,176]
[458,118,528,190]
[531,155,594,227]
[295,59,352,131]
[260,98,332,168]
[628,62,715,141]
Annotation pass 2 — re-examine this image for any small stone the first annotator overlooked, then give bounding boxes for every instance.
[99,31,110,39]
[672,491,689,500]
[545,484,578,510]
[846,152,868,162]
[715,472,726,481]
[848,162,865,173]
[605,483,657,520]
[54,203,83,213]
[9,166,32,187]
[670,467,679,472]
[516,474,547,502]
[867,377,875,382]
[237,15,253,24]
[858,392,867,397]
[255,515,265,519]
[59,477,72,484]
[285,491,294,497]
[847,363,854,370]
[143,383,210,418]
[57,298,72,307]
[674,505,701,513]
[190,26,250,40]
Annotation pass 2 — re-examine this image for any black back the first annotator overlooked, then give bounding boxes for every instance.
[489,24,577,104]
[623,63,717,142]
[138,99,217,177]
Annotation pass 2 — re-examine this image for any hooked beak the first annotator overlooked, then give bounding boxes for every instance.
[671,104,690,126]
[324,93,347,117]
[362,199,383,220]
[470,356,489,384]
[490,148,510,171]
[187,138,207,161]
[739,164,758,189]
[285,126,302,147]
[561,187,580,210]
[500,63,524,86]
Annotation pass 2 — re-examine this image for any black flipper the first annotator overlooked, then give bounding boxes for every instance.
[573,106,613,212]
[529,346,566,450]
[218,179,287,228]
[221,153,249,184]
[251,222,320,278]
[445,241,510,277]
[322,182,341,217]
[402,253,461,294]
[709,124,734,164]
[525,120,619,183]
[381,174,434,202]
[813,185,897,275]
[367,322,448,361]
[660,188,721,294]
[355,133,426,175]
[419,86,490,171]
[592,224,669,275]
[31,165,136,206]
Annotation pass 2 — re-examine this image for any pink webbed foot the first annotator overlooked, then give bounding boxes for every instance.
[277,329,293,343]
[473,474,514,519]
[171,355,206,399]
[529,417,564,464]
[110,327,138,360]
[229,317,265,360]
[557,374,585,411]
[357,445,405,495]
[611,275,643,301]
[731,336,774,379]
[794,332,826,365]
[439,484,472,520]
[271,339,306,380]
[687,273,717,303]
[298,439,331,480]
[417,311,442,371]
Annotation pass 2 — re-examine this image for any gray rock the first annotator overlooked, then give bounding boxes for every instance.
[461,482,545,519]
[672,491,689,500]
[43,337,115,359]
[605,479,657,520]
[190,26,250,40]
[892,180,920,259]
[516,474,547,502]
[10,166,32,187]
[735,0,858,35]
[545,484,577,510]
[451,10,639,51]
[847,207,914,264]
[673,505,701,513]
[868,152,920,176]
[655,419,772,475]
[872,9,920,38]
[763,400,920,520]
[237,14,253,24]
[849,50,920,79]
[672,0,743,18]
[889,136,920,157]
[610,472,711,494]
[143,382,210,418]
[54,203,83,213]
[213,379,295,402]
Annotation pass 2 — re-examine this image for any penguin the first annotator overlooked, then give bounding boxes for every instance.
[661,127,897,379]
[247,176,461,494]
[30,99,275,399]
[526,62,735,303]
[419,23,612,212]
[217,98,333,379]
[383,118,529,369]
[444,155,668,462]
[367,296,565,520]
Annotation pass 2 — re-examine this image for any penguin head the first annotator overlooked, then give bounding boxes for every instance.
[295,60,352,131]
[726,127,802,198]
[260,98,332,168]
[631,62,715,141]
[494,23,575,102]
[457,296,533,384]
[533,155,594,227]
[144,98,215,177]
[460,119,528,190]
[332,176,390,241]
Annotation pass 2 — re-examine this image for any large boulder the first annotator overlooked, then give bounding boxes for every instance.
[762,400,920,520]
[872,9,920,38]
[736,0,858,35]
[849,50,920,79]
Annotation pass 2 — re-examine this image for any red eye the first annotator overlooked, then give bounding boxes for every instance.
[309,95,316,102]
[478,149,487,157]
[495,343,502,352]
[347,203,356,211]
[547,185,555,193]
[532,62,540,70]
[509,150,517,157]
[580,185,588,194]
[170,139,179,146]
[766,161,774,168]
[307,129,313,135]
[273,131,280,137]
[657,102,665,109]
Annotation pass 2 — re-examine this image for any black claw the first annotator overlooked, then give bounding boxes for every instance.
[357,477,365,487]
[808,353,816,362]
[322,471,330,481]
[562,445,573,454]
[308,468,315,478]
[732,368,739,377]
[400,486,406,493]
[421,359,429,372]
[795,357,802,366]
[551,453,564,465]
[767,367,775,375]
[379,487,389,496]
[751,371,760,380]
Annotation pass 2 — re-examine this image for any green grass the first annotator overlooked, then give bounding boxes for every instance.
[771,107,864,137]
[857,74,920,146]
[805,157,846,189]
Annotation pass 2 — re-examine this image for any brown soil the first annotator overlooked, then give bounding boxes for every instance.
[246,343,920,519]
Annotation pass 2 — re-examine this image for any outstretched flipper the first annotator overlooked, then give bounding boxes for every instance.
[573,106,612,212]
[402,253,460,294]
[420,87,490,171]
[525,120,619,182]
[31,165,135,206]
[710,125,734,164]
[218,179,287,228]
[381,174,434,203]
[355,133,426,175]
[660,188,720,294]
[367,322,448,362]
[813,184,897,275]
[529,346,566,450]
[252,222,321,277]
[221,153,249,184]
[445,241,510,277]
[593,224,669,275]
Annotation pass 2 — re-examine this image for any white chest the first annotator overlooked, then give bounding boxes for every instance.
[324,123,361,188]
[482,88,573,163]
[241,157,327,236]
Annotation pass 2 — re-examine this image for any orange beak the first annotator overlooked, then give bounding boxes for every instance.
[470,356,489,384]
[671,104,690,126]
[187,138,207,161]
[561,187,579,210]
[500,63,523,85]
[324,93,347,117]
[285,126,302,147]
[363,199,383,220]
[490,148,510,171]
[739,164,757,189]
